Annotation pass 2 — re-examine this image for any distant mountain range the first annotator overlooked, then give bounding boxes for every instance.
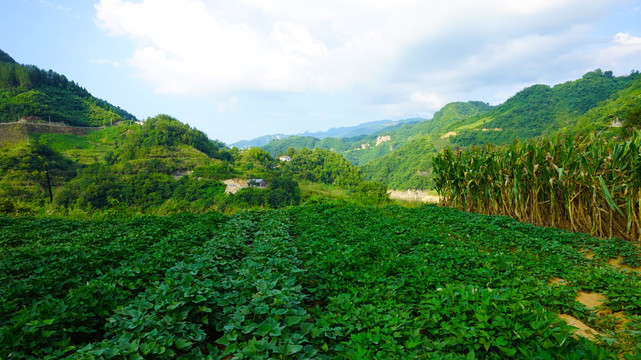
[230,118,423,148]
[260,101,493,166]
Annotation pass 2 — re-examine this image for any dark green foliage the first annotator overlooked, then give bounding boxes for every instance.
[0,198,14,214]
[361,136,435,189]
[225,177,302,209]
[0,49,16,64]
[115,114,229,161]
[0,140,76,178]
[351,181,390,206]
[622,105,641,135]
[424,101,494,134]
[58,165,226,211]
[267,176,301,208]
[227,187,268,208]
[0,141,77,207]
[191,162,236,180]
[3,206,640,358]
[281,147,363,187]
[263,136,319,155]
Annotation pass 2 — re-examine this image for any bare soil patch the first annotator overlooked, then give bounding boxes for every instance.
[223,179,248,194]
[549,277,567,286]
[388,190,440,203]
[441,131,457,139]
[608,256,641,273]
[558,314,600,340]
[576,292,606,311]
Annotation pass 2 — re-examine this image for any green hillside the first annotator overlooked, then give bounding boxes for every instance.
[0,49,136,126]
[263,101,492,166]
[362,70,641,189]
[572,74,641,135]
[446,70,639,147]
[1,118,388,216]
[0,49,395,215]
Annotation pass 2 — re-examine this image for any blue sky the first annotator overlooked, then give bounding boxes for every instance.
[2,0,641,144]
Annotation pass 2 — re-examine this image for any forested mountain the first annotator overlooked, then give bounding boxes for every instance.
[572,74,641,135]
[230,133,290,149]
[362,69,641,189]
[0,49,136,126]
[446,69,639,147]
[231,118,422,148]
[0,49,391,215]
[262,101,492,166]
[300,118,423,139]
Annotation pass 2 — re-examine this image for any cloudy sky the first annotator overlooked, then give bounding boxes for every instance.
[2,0,641,143]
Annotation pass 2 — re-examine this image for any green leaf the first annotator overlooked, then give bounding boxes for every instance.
[256,317,279,337]
[285,344,303,355]
[598,176,624,216]
[175,338,193,350]
[284,315,303,326]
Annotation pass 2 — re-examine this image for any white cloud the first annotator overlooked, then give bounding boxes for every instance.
[594,32,641,68]
[410,92,447,111]
[94,0,635,114]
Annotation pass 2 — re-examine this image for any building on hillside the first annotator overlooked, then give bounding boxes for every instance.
[247,179,268,187]
[279,156,292,162]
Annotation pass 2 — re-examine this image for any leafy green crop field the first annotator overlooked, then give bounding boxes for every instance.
[1,205,641,359]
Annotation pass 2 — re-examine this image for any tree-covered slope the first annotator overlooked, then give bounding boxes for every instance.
[360,136,437,189]
[447,70,640,147]
[262,101,491,167]
[0,49,16,64]
[361,70,641,189]
[422,101,494,134]
[0,49,136,126]
[571,74,641,135]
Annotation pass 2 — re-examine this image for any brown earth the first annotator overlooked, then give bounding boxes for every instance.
[549,277,567,286]
[608,256,641,272]
[558,314,600,340]
[549,277,628,340]
[223,178,248,194]
[388,190,440,203]
[576,292,606,312]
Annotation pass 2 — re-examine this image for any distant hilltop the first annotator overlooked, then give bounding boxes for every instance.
[231,118,423,148]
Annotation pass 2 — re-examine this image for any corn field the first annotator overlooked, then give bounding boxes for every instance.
[433,131,641,241]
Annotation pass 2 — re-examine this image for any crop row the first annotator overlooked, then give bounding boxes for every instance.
[1,205,641,358]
